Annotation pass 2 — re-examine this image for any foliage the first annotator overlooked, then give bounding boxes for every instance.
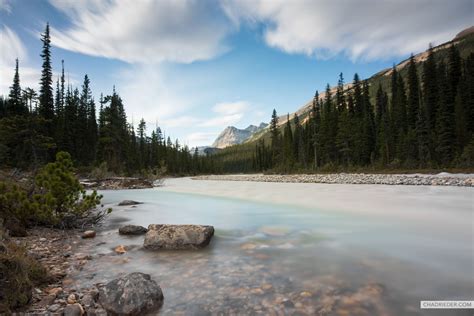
[0,152,107,228]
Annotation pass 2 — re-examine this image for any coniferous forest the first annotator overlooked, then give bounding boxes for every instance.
[1,24,473,175]
[0,24,214,176]
[215,44,474,173]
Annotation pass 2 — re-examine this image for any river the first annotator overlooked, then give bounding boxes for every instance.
[70,178,473,315]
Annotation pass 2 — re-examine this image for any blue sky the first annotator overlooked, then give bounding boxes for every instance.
[1,0,472,146]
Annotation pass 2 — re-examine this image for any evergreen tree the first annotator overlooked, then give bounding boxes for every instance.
[407,54,420,130]
[422,44,438,129]
[435,62,455,165]
[38,23,55,137]
[270,109,280,164]
[7,59,26,116]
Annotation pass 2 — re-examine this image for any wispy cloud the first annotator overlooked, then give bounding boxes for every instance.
[0,0,11,13]
[48,0,232,64]
[221,0,473,61]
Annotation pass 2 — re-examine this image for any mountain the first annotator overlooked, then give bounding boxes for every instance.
[212,123,268,148]
[259,26,474,130]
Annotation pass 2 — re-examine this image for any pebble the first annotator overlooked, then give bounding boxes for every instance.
[67,293,77,304]
[114,245,127,254]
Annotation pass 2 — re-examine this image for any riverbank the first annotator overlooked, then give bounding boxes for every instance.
[193,172,474,186]
[8,228,106,315]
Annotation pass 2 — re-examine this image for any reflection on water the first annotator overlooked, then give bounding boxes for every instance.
[69,188,473,315]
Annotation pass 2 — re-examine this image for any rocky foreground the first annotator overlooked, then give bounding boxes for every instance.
[194,173,474,187]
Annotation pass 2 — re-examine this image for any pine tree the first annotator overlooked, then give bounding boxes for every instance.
[38,23,55,137]
[407,54,420,130]
[436,62,455,165]
[270,109,280,164]
[422,44,438,129]
[7,59,26,116]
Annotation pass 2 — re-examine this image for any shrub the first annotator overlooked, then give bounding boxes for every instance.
[0,151,110,228]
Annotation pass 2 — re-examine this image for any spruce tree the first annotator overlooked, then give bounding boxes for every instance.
[407,54,420,130]
[270,109,280,164]
[422,44,438,129]
[7,59,25,116]
[38,23,55,137]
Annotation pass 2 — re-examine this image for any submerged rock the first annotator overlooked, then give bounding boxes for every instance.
[98,272,163,315]
[143,224,214,250]
[118,200,143,206]
[81,230,96,239]
[119,225,148,235]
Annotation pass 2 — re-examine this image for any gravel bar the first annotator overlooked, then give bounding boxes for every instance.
[193,173,474,187]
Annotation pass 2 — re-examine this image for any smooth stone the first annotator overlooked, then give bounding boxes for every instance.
[63,303,84,316]
[81,230,96,239]
[119,225,148,235]
[143,224,214,250]
[118,200,143,206]
[98,272,163,315]
[67,293,77,304]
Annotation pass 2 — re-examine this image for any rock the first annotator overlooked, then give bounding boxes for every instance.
[67,293,77,304]
[114,245,127,254]
[81,230,96,239]
[48,304,61,312]
[63,303,84,316]
[98,272,163,315]
[119,225,148,235]
[143,224,214,250]
[38,294,56,307]
[118,200,142,206]
[47,287,63,297]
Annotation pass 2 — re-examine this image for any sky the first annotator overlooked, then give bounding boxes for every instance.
[1,0,472,147]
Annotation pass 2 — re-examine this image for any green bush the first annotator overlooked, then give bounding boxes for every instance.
[0,151,108,228]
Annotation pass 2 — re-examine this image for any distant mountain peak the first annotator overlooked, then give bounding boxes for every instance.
[212,123,268,148]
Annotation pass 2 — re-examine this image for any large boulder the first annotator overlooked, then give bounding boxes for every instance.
[118,225,148,235]
[98,272,163,315]
[143,224,214,250]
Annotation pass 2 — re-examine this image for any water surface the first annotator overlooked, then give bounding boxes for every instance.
[70,179,473,315]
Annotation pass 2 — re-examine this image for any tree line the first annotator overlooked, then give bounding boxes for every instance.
[251,44,473,172]
[0,23,213,176]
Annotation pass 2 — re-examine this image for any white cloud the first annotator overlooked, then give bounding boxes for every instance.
[213,100,250,115]
[221,0,473,60]
[162,116,200,128]
[0,0,11,13]
[185,132,216,146]
[199,113,243,127]
[0,25,26,65]
[48,0,232,64]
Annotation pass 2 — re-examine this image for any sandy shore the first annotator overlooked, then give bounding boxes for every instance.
[193,173,474,186]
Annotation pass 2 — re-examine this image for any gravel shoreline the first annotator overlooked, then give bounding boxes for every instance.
[193,173,474,187]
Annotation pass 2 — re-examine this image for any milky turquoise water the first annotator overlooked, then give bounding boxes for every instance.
[70,182,473,315]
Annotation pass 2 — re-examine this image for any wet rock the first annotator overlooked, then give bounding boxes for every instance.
[119,225,148,235]
[63,303,84,316]
[143,224,214,250]
[81,230,96,239]
[118,200,142,206]
[114,245,127,254]
[98,272,163,315]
